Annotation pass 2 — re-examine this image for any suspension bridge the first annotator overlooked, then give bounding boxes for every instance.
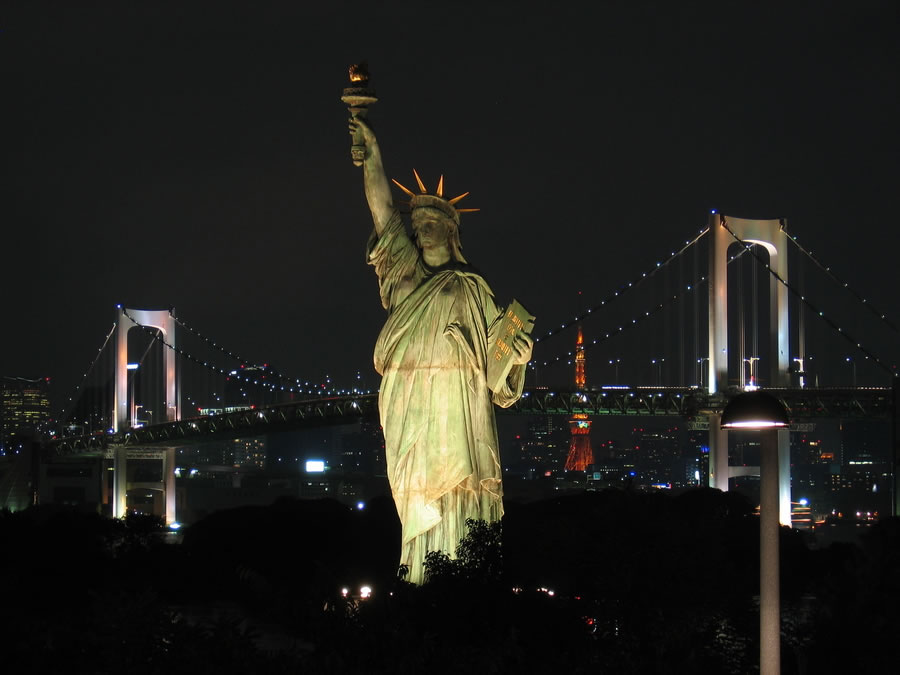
[5,213,899,525]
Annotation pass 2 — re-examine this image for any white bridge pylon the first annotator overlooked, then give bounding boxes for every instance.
[110,306,181,524]
[113,306,181,433]
[707,213,791,525]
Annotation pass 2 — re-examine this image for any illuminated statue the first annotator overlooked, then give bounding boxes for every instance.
[347,92,533,585]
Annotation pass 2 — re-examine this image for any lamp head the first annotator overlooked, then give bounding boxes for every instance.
[720,391,789,429]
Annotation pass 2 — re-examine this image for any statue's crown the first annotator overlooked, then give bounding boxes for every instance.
[392,170,479,227]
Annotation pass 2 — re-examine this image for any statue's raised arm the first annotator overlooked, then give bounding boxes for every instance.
[348,116,394,236]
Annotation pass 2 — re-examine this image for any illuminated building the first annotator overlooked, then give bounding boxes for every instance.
[174,436,266,472]
[338,419,386,476]
[514,412,568,479]
[233,437,267,470]
[1,376,51,451]
[788,421,891,520]
[631,424,682,487]
[564,326,594,471]
[789,426,831,519]
[826,421,887,517]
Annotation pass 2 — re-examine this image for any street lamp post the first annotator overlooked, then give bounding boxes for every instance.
[127,363,140,428]
[697,357,709,390]
[721,391,790,675]
[743,357,760,389]
[792,357,806,389]
[651,358,664,386]
[846,356,857,388]
[609,358,621,385]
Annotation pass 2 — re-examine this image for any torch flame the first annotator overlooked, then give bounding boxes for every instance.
[349,63,369,83]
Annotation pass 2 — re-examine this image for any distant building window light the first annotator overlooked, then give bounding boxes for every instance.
[306,460,325,473]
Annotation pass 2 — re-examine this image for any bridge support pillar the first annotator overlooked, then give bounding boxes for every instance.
[163,447,176,526]
[778,428,791,526]
[708,419,792,526]
[708,414,729,491]
[99,456,109,516]
[113,447,128,519]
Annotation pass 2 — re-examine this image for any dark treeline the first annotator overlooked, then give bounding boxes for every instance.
[1,489,897,673]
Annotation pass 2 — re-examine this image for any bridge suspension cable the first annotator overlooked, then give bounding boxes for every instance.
[169,311,265,371]
[721,221,896,377]
[530,244,758,370]
[166,310,363,394]
[532,227,709,346]
[121,309,372,396]
[531,287,699,368]
[57,321,117,426]
[786,232,900,335]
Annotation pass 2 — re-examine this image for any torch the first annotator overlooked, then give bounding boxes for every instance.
[341,63,378,166]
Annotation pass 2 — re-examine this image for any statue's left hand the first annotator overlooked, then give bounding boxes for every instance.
[511,331,534,366]
[349,115,377,149]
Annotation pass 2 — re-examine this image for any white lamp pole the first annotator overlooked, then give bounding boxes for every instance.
[721,391,789,675]
[759,427,781,675]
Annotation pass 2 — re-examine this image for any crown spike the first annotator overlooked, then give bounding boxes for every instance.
[456,208,480,213]
[412,169,427,193]
[436,175,444,197]
[391,179,416,197]
[448,191,470,205]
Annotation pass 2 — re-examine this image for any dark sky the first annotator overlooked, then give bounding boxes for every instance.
[3,1,898,402]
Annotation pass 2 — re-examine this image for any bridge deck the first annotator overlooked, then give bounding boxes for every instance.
[48,386,895,456]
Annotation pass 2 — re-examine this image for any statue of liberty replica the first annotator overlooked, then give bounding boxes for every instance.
[344,65,534,584]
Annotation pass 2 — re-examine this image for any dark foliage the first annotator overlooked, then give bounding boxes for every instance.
[1,491,897,673]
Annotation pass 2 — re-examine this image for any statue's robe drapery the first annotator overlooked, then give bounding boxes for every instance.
[368,211,525,584]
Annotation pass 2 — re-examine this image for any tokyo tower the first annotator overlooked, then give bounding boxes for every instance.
[564,325,594,471]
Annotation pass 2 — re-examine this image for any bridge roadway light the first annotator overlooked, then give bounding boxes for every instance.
[721,391,789,675]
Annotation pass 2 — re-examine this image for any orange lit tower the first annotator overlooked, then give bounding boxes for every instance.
[565,325,594,471]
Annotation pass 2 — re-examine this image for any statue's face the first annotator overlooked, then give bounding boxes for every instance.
[413,215,450,250]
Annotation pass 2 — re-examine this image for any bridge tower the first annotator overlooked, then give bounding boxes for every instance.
[111,306,180,524]
[565,325,594,471]
[113,306,180,432]
[707,213,791,524]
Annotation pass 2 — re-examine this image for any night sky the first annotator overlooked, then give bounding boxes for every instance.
[4,1,898,404]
